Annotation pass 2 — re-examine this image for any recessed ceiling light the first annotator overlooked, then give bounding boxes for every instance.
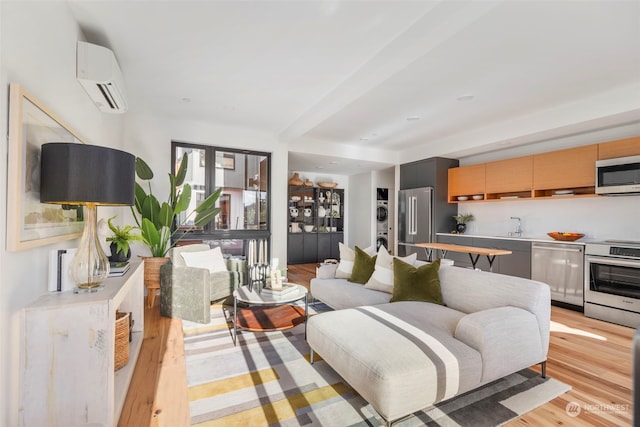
[330,161,338,165]
[457,94,474,102]
[360,137,369,141]
[316,166,324,169]
[406,116,421,121]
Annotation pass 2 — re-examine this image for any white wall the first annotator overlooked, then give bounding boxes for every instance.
[0,2,125,425]
[348,172,374,248]
[459,196,640,241]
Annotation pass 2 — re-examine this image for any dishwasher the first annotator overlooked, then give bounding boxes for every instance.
[531,242,584,307]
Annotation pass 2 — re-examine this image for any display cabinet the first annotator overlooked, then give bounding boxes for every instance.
[287,185,344,264]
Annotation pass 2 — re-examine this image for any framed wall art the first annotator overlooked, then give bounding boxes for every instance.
[6,83,86,251]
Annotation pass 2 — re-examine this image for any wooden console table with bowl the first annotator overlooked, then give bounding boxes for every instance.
[414,242,512,272]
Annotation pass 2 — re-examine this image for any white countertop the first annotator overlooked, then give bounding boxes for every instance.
[436,232,591,245]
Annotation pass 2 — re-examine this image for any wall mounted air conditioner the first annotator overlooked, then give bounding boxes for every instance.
[77,41,128,113]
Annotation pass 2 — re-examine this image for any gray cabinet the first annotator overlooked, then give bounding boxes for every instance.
[471,238,531,278]
[398,157,459,259]
[436,234,474,268]
[435,235,531,278]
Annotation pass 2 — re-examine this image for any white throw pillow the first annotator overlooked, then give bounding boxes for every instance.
[364,246,417,293]
[335,242,376,279]
[180,247,228,273]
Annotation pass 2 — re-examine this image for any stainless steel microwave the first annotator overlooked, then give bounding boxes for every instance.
[596,154,640,195]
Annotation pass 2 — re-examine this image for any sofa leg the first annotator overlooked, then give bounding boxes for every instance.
[540,361,547,378]
[310,348,315,364]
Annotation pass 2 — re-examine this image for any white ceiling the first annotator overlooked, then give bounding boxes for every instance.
[67,0,640,175]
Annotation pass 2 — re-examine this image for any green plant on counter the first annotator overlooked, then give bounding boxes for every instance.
[453,213,475,224]
[106,216,142,257]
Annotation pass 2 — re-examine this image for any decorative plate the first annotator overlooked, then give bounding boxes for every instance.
[547,232,585,242]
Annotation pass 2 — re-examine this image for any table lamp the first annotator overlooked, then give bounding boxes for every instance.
[40,143,135,291]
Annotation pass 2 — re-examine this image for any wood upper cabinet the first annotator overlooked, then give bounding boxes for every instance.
[485,156,533,195]
[448,164,485,200]
[533,145,597,190]
[598,136,640,160]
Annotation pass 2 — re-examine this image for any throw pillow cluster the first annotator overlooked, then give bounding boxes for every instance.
[180,247,228,273]
[390,258,443,304]
[333,243,444,305]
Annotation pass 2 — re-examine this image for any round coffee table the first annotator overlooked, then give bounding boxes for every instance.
[232,283,308,345]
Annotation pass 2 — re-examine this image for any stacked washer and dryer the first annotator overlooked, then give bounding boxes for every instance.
[376,188,389,251]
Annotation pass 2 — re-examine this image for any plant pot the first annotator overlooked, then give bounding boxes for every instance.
[456,223,467,234]
[143,256,169,308]
[109,242,131,263]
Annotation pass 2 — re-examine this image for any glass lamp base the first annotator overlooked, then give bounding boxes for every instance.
[73,284,104,294]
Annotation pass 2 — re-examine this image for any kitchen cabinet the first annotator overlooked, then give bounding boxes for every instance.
[533,145,597,195]
[448,164,486,202]
[471,238,531,279]
[21,262,144,427]
[400,157,459,190]
[598,136,640,160]
[435,234,474,269]
[485,156,533,199]
[287,185,344,264]
[435,235,531,278]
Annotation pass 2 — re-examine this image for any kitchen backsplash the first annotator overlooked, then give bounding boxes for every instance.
[457,195,640,241]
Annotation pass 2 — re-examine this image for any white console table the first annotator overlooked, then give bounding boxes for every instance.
[20,261,144,427]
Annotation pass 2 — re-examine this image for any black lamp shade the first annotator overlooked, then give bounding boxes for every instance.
[40,143,135,205]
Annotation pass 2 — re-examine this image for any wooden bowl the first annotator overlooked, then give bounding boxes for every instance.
[317,182,337,188]
[547,232,585,242]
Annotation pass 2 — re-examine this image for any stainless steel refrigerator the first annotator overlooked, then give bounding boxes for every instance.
[398,187,434,259]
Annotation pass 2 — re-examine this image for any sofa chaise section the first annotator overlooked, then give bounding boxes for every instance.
[307,266,551,425]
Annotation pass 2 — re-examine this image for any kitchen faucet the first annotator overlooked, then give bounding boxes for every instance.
[509,216,522,237]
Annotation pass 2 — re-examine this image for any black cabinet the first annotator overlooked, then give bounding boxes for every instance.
[287,185,344,264]
[287,234,304,264]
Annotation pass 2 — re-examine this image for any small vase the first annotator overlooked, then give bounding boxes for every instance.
[288,172,303,186]
[456,223,467,234]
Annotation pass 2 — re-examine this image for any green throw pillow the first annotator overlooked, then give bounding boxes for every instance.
[391,258,443,304]
[348,246,377,284]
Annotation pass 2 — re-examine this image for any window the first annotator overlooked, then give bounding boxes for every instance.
[172,141,270,259]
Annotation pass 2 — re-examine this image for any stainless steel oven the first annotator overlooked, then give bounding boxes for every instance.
[585,241,640,328]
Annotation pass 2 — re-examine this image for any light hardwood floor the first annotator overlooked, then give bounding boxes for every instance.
[120,264,634,426]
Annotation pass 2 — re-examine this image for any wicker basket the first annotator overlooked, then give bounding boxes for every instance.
[114,311,130,371]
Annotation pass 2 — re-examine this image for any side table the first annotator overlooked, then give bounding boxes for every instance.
[232,283,308,345]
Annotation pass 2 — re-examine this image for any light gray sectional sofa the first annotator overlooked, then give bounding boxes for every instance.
[307,265,551,426]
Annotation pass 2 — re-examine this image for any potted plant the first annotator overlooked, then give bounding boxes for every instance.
[453,213,474,234]
[106,216,142,263]
[131,154,221,307]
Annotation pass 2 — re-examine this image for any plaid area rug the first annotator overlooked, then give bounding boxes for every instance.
[182,303,570,426]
